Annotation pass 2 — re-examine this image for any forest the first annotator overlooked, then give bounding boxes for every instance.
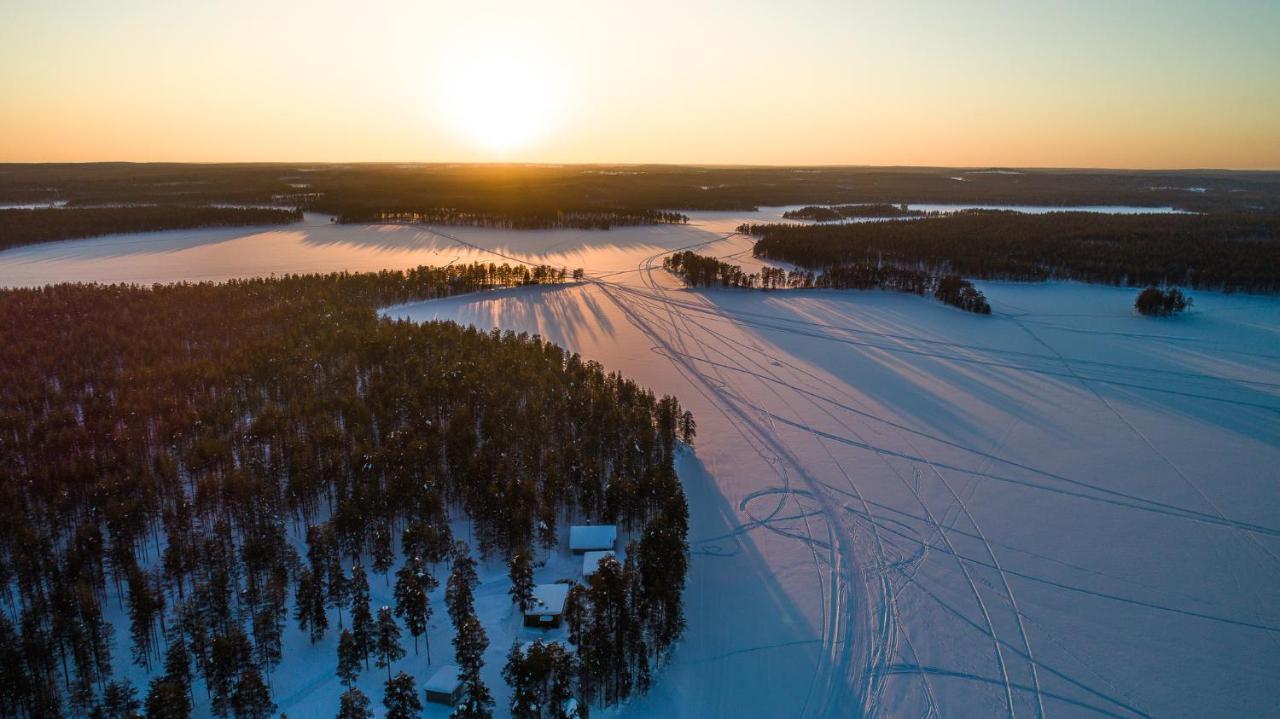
[0,264,690,719]
[663,250,990,313]
[743,210,1280,293]
[4,164,1280,217]
[0,206,303,251]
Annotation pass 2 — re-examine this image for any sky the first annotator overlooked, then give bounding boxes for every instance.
[1,0,1278,168]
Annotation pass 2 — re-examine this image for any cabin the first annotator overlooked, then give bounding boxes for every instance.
[523,583,571,629]
[569,524,617,555]
[582,550,616,578]
[424,665,462,706]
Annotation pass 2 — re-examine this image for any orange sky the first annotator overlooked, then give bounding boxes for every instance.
[2,0,1278,168]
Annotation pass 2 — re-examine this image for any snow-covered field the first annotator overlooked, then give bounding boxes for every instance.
[3,211,1278,717]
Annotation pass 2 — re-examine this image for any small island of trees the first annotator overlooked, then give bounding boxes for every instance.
[1134,286,1192,316]
[782,204,926,221]
[663,250,990,314]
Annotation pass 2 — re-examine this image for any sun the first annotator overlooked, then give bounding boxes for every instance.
[441,54,558,155]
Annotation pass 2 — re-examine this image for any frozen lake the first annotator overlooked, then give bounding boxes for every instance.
[3,215,1278,718]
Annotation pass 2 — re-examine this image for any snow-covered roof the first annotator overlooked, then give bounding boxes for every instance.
[424,665,461,693]
[569,524,617,551]
[582,550,615,577]
[526,583,571,616]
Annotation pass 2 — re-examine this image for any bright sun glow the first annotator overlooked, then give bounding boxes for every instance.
[441,54,558,155]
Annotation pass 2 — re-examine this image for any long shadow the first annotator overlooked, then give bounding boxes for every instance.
[618,450,829,719]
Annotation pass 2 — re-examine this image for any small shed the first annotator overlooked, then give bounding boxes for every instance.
[424,664,462,706]
[582,550,616,578]
[569,525,617,554]
[524,583,571,629]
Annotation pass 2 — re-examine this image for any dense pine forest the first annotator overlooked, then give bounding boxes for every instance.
[663,250,990,313]
[0,265,690,718]
[0,206,303,251]
[743,211,1280,292]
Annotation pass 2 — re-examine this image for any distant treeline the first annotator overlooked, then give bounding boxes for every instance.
[782,204,925,221]
[0,206,302,250]
[663,250,990,313]
[5,163,1280,216]
[337,208,688,230]
[743,211,1280,293]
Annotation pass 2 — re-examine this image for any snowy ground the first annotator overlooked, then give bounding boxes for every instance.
[4,211,1279,717]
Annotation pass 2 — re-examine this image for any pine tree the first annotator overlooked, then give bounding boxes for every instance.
[371,526,395,580]
[349,563,374,669]
[337,628,361,688]
[374,606,405,680]
[162,637,193,706]
[144,678,191,719]
[382,672,422,719]
[99,679,141,719]
[231,666,276,719]
[451,615,492,719]
[507,550,535,613]
[502,642,538,719]
[445,542,478,628]
[295,567,329,643]
[336,686,373,719]
[208,630,252,719]
[679,411,696,445]
[394,558,433,661]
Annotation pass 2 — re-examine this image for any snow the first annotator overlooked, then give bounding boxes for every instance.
[5,211,1279,717]
[569,525,617,553]
[384,224,1280,717]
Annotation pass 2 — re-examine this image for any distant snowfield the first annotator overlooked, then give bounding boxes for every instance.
[4,212,1279,717]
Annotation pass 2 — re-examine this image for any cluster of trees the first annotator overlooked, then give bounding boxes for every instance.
[503,640,581,719]
[663,251,991,313]
[0,206,302,250]
[564,538,686,710]
[933,275,992,314]
[337,209,687,231]
[782,204,925,221]
[0,261,689,718]
[1134,287,1192,316]
[743,210,1280,293]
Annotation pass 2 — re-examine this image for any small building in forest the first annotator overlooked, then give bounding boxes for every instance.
[582,550,616,578]
[424,664,462,706]
[569,524,617,554]
[524,583,571,628]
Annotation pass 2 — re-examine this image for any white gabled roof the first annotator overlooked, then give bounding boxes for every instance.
[424,664,461,693]
[582,550,615,577]
[569,524,617,551]
[526,583,571,616]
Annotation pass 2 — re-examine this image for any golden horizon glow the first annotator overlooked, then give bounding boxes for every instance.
[439,53,562,155]
[1,1,1278,169]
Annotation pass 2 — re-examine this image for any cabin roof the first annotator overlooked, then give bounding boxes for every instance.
[424,664,461,693]
[526,583,571,616]
[582,550,616,576]
[569,524,617,550]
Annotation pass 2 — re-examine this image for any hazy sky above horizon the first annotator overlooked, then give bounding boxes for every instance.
[2,0,1278,168]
